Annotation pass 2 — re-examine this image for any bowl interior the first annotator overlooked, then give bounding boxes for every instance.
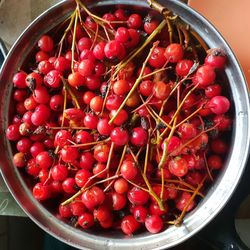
[0,0,249,249]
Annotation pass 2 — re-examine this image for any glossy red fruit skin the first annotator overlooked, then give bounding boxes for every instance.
[38,35,54,52]
[208,96,230,115]
[110,127,129,146]
[6,124,21,141]
[33,183,51,201]
[78,59,95,77]
[121,215,141,235]
[51,164,68,181]
[13,72,27,89]
[205,48,227,69]
[130,127,148,146]
[120,161,138,180]
[168,157,188,177]
[104,40,125,60]
[176,192,195,212]
[145,215,163,234]
[78,213,95,229]
[164,43,184,63]
[75,169,92,187]
[193,65,216,87]
[148,47,167,68]
[176,59,194,77]
[127,187,150,205]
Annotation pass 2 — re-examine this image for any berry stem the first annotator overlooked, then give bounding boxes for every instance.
[109,41,160,125]
[71,4,79,71]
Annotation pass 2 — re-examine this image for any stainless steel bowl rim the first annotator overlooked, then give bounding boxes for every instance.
[0,0,250,249]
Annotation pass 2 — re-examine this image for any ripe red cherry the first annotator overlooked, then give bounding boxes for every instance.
[33,86,50,104]
[83,91,96,105]
[16,137,32,153]
[211,138,228,154]
[90,96,104,113]
[127,14,142,29]
[111,192,127,210]
[71,201,86,216]
[31,104,50,126]
[78,213,94,229]
[113,79,130,95]
[25,72,43,90]
[168,157,188,177]
[153,81,171,100]
[93,41,106,60]
[38,35,54,52]
[121,215,141,235]
[36,151,53,169]
[51,164,68,181]
[97,118,114,136]
[145,215,163,234]
[128,187,149,205]
[193,65,216,87]
[110,109,128,126]
[208,154,223,169]
[205,84,222,98]
[54,130,72,148]
[78,59,95,77]
[104,40,126,60]
[13,72,27,89]
[35,51,49,62]
[176,192,195,212]
[144,19,160,35]
[133,205,148,223]
[205,48,227,69]
[93,163,107,179]
[79,152,95,170]
[114,178,129,194]
[93,144,110,163]
[178,123,197,140]
[139,80,154,97]
[6,124,21,141]
[61,146,79,163]
[33,183,51,201]
[110,127,129,146]
[164,43,184,63]
[94,204,112,222]
[130,127,148,146]
[115,27,130,43]
[38,60,53,75]
[208,96,230,115]
[120,160,138,180]
[62,178,78,194]
[148,47,167,68]
[77,37,92,51]
[44,70,61,88]
[68,72,85,87]
[49,94,64,111]
[75,169,92,187]
[83,113,99,129]
[106,95,123,111]
[81,186,105,210]
[176,59,194,76]
[13,152,26,168]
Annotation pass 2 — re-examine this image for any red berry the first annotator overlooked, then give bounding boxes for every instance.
[110,127,129,146]
[38,35,54,52]
[164,43,184,63]
[145,215,163,234]
[121,215,140,235]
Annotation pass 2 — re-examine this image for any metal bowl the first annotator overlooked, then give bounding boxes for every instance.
[0,0,249,249]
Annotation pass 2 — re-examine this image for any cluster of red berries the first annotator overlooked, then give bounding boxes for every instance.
[6,5,232,235]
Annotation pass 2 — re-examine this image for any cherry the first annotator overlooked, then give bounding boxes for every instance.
[211,138,228,154]
[115,27,130,43]
[38,60,53,75]
[44,70,61,88]
[176,59,194,77]
[205,48,227,69]
[213,114,232,131]
[145,215,163,234]
[6,124,21,141]
[82,186,105,210]
[106,95,123,111]
[148,47,167,68]
[54,57,70,73]
[26,158,40,177]
[94,204,112,222]
[78,213,95,229]
[120,160,138,180]
[113,79,130,95]
[83,113,99,129]
[33,86,50,104]
[111,192,127,210]
[33,183,51,201]
[97,118,114,136]
[114,9,128,21]
[68,72,85,87]
[71,201,86,216]
[61,146,79,163]
[208,154,223,169]
[144,18,159,34]
[133,205,148,223]
[62,178,78,194]
[75,169,92,187]
[80,152,95,170]
[127,14,142,29]
[25,72,43,90]
[54,130,72,148]
[139,80,154,97]
[38,35,54,52]
[13,89,28,102]
[74,131,93,148]
[30,142,45,157]
[128,187,149,205]
[114,178,129,194]
[90,96,104,113]
[110,109,128,126]
[121,215,140,235]
[85,75,101,90]
[59,204,72,218]
[35,51,49,62]
[208,96,230,115]
[149,202,168,216]
[49,94,64,111]
[51,164,68,181]
[93,163,107,179]
[168,156,188,177]
[205,84,222,98]
[176,192,195,212]
[110,127,129,146]
[93,144,110,163]
[104,40,126,60]
[130,127,148,146]
[36,151,53,169]
[16,137,32,153]
[31,104,50,126]
[153,81,171,100]
[83,91,96,105]
[178,123,197,140]
[13,72,27,89]
[193,65,216,87]
[164,43,184,63]
[13,152,26,168]
[78,59,95,77]
[77,37,92,51]
[93,41,106,60]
